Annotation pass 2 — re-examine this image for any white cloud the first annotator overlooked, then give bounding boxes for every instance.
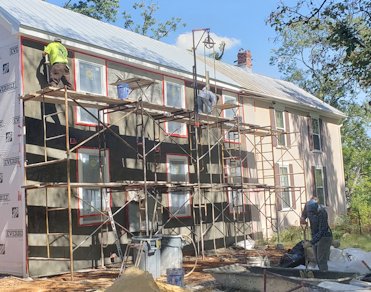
[175,31,240,54]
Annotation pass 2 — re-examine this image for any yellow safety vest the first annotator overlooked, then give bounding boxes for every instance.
[44,42,68,65]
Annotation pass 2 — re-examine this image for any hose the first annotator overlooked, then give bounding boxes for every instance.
[181,234,198,277]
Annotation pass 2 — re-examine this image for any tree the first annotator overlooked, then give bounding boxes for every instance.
[268,0,371,99]
[122,1,185,40]
[62,0,185,40]
[268,1,371,230]
[63,0,119,22]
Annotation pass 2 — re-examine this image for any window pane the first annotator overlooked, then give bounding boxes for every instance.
[313,134,321,150]
[169,158,187,182]
[224,96,237,118]
[316,188,325,205]
[312,118,320,134]
[282,188,291,209]
[81,188,102,215]
[170,192,190,216]
[78,107,99,125]
[166,82,182,108]
[278,133,286,146]
[168,121,185,135]
[280,167,291,208]
[315,169,323,187]
[80,152,100,182]
[79,61,102,94]
[276,110,284,129]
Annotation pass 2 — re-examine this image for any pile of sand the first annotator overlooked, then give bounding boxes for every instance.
[105,267,189,292]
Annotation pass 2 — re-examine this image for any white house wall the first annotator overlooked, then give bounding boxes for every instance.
[0,33,26,277]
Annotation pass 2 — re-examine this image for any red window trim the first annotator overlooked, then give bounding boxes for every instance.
[165,153,192,218]
[162,78,188,138]
[76,147,111,227]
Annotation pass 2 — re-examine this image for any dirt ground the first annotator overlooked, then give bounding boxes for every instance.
[0,247,285,292]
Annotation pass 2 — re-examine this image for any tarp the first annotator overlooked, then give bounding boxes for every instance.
[0,40,26,277]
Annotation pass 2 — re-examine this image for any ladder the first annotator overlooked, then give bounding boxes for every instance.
[119,239,145,276]
[103,189,124,261]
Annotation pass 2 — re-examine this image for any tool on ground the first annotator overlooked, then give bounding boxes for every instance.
[300,223,314,278]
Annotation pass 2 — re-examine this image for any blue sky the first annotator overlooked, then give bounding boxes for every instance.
[48,0,281,78]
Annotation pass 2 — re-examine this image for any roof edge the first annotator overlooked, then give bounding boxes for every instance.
[240,88,346,121]
[0,6,20,34]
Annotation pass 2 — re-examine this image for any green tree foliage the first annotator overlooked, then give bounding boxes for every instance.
[122,1,185,40]
[63,0,119,22]
[268,0,370,105]
[62,0,185,40]
[342,102,371,229]
[268,1,371,230]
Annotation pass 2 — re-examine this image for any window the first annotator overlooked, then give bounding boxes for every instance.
[227,189,244,213]
[78,148,109,225]
[225,158,242,185]
[164,79,186,136]
[225,158,244,213]
[314,168,325,204]
[223,95,239,141]
[167,155,191,217]
[275,110,286,146]
[312,118,321,151]
[279,166,291,209]
[168,191,191,217]
[75,54,107,125]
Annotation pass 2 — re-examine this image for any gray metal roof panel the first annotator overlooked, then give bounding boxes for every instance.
[0,0,344,117]
[0,0,238,86]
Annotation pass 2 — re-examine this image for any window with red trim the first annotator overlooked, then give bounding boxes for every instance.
[164,79,187,136]
[75,53,107,126]
[77,148,109,225]
[223,95,240,142]
[166,154,191,217]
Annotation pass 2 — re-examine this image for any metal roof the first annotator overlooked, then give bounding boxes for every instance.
[0,0,344,118]
[205,58,345,116]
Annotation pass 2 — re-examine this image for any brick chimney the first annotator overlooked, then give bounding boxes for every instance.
[236,49,252,71]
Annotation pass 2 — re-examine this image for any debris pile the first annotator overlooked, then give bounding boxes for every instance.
[105,267,189,292]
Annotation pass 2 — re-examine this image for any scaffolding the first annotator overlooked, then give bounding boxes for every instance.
[22,79,307,278]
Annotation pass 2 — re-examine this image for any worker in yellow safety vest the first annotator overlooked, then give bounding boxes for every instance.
[43,37,73,90]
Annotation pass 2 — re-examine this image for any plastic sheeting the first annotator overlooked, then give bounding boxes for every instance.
[0,40,26,277]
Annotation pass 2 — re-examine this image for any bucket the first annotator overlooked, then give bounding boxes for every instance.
[117,83,130,99]
[166,268,184,287]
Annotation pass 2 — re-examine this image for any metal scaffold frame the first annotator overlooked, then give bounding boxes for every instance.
[22,68,307,277]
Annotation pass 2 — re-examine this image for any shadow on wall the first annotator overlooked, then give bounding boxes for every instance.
[291,112,341,225]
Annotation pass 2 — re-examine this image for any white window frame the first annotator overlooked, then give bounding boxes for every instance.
[166,154,191,217]
[312,118,322,151]
[227,188,244,213]
[223,94,240,142]
[275,109,286,146]
[225,158,244,213]
[75,53,107,126]
[314,167,326,205]
[164,78,187,137]
[77,148,110,225]
[279,165,292,210]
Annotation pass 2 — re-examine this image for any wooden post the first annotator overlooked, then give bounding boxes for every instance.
[64,86,74,280]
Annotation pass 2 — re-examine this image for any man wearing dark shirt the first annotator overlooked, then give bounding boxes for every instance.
[300,196,333,271]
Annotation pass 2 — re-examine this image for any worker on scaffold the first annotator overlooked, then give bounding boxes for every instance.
[43,37,73,90]
[198,86,218,114]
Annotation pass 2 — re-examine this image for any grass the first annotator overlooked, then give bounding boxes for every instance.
[270,225,371,251]
[334,233,371,251]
